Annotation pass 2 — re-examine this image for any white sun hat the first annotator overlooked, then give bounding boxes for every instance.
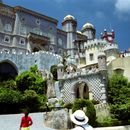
[70,110,89,125]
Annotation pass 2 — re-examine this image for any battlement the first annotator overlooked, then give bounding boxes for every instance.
[0,50,61,59]
[85,39,107,49]
[63,65,99,79]
[0,50,61,73]
[103,43,118,51]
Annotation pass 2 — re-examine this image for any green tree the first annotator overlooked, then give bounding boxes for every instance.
[107,74,130,124]
[16,65,47,94]
[0,88,22,113]
[72,99,96,126]
[16,71,36,92]
[21,90,42,112]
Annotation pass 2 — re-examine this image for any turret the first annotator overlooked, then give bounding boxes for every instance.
[101,29,119,63]
[101,29,115,43]
[57,62,64,80]
[98,52,107,71]
[62,15,77,59]
[98,52,107,103]
[81,23,96,40]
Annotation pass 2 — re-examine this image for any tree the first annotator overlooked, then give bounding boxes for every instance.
[16,65,47,94]
[72,99,96,126]
[0,88,22,113]
[107,74,130,124]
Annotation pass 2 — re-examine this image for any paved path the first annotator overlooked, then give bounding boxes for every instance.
[0,112,54,130]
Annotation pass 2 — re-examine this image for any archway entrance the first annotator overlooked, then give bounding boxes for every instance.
[0,61,18,81]
[74,82,89,99]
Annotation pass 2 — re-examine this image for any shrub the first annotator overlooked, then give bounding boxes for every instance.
[97,117,121,127]
[63,103,73,109]
[0,88,22,113]
[16,71,36,92]
[21,90,42,112]
[72,99,96,126]
[0,79,17,90]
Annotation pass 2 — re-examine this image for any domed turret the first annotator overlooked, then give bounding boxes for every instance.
[62,15,77,59]
[82,23,95,30]
[62,15,77,27]
[81,22,96,40]
[63,15,75,21]
[98,52,107,71]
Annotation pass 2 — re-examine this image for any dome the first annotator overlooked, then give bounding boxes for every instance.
[57,62,64,68]
[63,15,75,21]
[82,23,94,30]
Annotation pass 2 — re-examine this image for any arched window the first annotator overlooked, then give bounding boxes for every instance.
[19,38,25,45]
[114,68,124,75]
[4,24,12,32]
[4,35,10,43]
[89,53,94,61]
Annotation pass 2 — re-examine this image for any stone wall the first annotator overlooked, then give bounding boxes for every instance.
[0,51,61,73]
[95,103,110,121]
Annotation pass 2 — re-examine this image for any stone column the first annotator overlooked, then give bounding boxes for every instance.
[13,13,19,35]
[89,91,93,100]
[100,83,107,103]
[12,13,19,46]
[70,91,75,103]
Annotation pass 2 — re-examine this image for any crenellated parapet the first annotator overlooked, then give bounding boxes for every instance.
[103,43,118,51]
[85,39,107,50]
[0,50,61,73]
[62,65,99,79]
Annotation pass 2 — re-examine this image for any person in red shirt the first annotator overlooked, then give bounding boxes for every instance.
[20,111,33,130]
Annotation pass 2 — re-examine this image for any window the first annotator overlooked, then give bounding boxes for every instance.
[36,19,40,25]
[4,24,12,32]
[20,26,26,34]
[21,17,25,23]
[4,35,10,43]
[58,49,62,54]
[89,53,94,61]
[19,38,25,45]
[58,38,62,46]
[114,69,124,75]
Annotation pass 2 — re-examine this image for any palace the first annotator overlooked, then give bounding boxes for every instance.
[0,2,130,103]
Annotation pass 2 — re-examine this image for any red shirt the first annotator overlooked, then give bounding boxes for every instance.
[20,116,33,128]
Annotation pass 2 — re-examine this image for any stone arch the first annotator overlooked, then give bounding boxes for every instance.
[71,80,92,101]
[0,60,18,80]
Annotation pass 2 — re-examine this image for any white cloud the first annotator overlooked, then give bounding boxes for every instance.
[115,0,130,14]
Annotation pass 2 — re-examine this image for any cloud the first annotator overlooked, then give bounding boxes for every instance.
[115,0,130,14]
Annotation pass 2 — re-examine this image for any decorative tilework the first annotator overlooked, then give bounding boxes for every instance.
[62,73,104,103]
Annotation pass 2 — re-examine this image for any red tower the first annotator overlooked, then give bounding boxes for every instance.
[101,29,115,43]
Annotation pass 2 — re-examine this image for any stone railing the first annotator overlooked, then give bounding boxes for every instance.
[104,43,118,51]
[63,66,99,79]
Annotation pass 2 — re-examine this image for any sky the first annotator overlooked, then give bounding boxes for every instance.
[3,0,130,51]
